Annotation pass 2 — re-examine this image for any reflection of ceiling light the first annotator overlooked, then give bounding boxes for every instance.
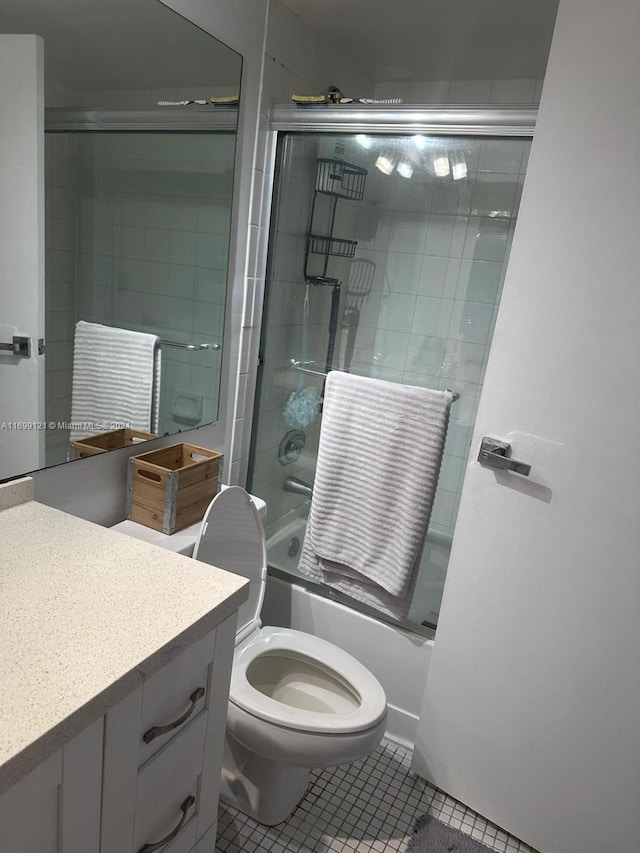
[412,134,427,150]
[433,156,450,177]
[397,161,413,179]
[375,155,395,175]
[452,159,467,180]
[356,134,372,149]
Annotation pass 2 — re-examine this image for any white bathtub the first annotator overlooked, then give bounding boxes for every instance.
[263,517,444,749]
[266,515,452,627]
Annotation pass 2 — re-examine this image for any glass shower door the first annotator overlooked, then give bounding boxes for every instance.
[250,130,531,630]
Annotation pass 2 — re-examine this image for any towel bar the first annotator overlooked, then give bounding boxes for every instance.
[157,339,220,351]
[149,339,220,432]
[289,360,460,401]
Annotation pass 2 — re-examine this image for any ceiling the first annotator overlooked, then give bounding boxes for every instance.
[282,0,559,84]
[0,0,558,96]
[0,0,241,92]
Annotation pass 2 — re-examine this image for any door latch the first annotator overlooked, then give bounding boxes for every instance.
[478,437,531,477]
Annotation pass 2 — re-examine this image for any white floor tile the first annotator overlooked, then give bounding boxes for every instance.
[216,738,539,852]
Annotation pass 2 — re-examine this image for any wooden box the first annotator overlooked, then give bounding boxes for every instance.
[72,428,158,459]
[126,443,222,534]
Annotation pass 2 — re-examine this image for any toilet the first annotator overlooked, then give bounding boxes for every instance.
[193,486,388,826]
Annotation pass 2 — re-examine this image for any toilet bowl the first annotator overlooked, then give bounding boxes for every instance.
[193,486,388,825]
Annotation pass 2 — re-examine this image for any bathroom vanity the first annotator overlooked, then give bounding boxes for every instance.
[0,479,249,853]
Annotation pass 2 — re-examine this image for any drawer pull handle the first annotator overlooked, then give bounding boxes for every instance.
[143,687,205,744]
[138,795,195,853]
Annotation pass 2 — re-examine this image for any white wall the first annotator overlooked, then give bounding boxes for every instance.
[264,0,372,103]
[413,0,640,851]
[374,77,544,105]
[0,36,45,478]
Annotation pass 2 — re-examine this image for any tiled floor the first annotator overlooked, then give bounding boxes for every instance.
[216,738,539,853]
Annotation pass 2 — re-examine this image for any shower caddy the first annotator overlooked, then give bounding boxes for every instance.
[303,158,367,371]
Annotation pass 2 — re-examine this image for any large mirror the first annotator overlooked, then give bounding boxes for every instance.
[0,0,241,478]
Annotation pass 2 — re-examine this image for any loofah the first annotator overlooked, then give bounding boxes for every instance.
[282,386,322,429]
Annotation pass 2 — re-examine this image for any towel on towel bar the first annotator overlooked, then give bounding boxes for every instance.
[71,321,161,440]
[298,372,453,620]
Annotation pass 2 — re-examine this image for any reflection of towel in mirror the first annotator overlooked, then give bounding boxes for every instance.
[298,372,453,620]
[71,321,161,440]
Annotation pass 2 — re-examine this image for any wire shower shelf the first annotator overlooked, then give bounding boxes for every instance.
[314,158,368,200]
[307,234,358,259]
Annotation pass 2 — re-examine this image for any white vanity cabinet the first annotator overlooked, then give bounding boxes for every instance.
[101,617,236,853]
[0,617,237,853]
[0,721,103,853]
[0,490,248,853]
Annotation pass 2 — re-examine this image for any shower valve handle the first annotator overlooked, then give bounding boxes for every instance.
[478,437,531,477]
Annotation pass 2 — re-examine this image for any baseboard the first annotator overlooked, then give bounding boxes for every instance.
[385,703,418,750]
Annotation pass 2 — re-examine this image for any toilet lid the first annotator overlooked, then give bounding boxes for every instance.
[193,486,266,638]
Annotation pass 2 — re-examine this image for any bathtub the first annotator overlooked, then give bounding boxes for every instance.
[263,516,452,748]
[266,515,453,627]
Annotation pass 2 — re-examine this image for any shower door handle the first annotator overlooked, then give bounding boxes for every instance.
[478,437,531,476]
[0,336,31,357]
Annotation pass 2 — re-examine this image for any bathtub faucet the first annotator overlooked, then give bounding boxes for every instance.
[283,475,313,499]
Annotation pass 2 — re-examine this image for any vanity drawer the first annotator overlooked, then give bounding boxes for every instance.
[139,631,217,764]
[102,617,237,853]
[132,713,207,853]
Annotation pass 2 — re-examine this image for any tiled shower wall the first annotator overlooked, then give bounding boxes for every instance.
[43,129,233,460]
[73,131,232,437]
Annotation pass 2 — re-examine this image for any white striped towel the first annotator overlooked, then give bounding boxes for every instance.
[71,321,161,440]
[298,372,453,620]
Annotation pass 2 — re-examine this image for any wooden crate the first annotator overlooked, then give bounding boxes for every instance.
[72,428,158,459]
[126,443,222,534]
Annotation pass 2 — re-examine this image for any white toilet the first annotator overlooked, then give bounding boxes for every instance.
[193,486,388,826]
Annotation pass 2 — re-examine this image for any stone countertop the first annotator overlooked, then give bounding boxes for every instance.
[0,499,248,795]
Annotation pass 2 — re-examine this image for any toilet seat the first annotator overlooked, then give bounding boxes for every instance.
[230,626,387,734]
[193,486,387,740]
